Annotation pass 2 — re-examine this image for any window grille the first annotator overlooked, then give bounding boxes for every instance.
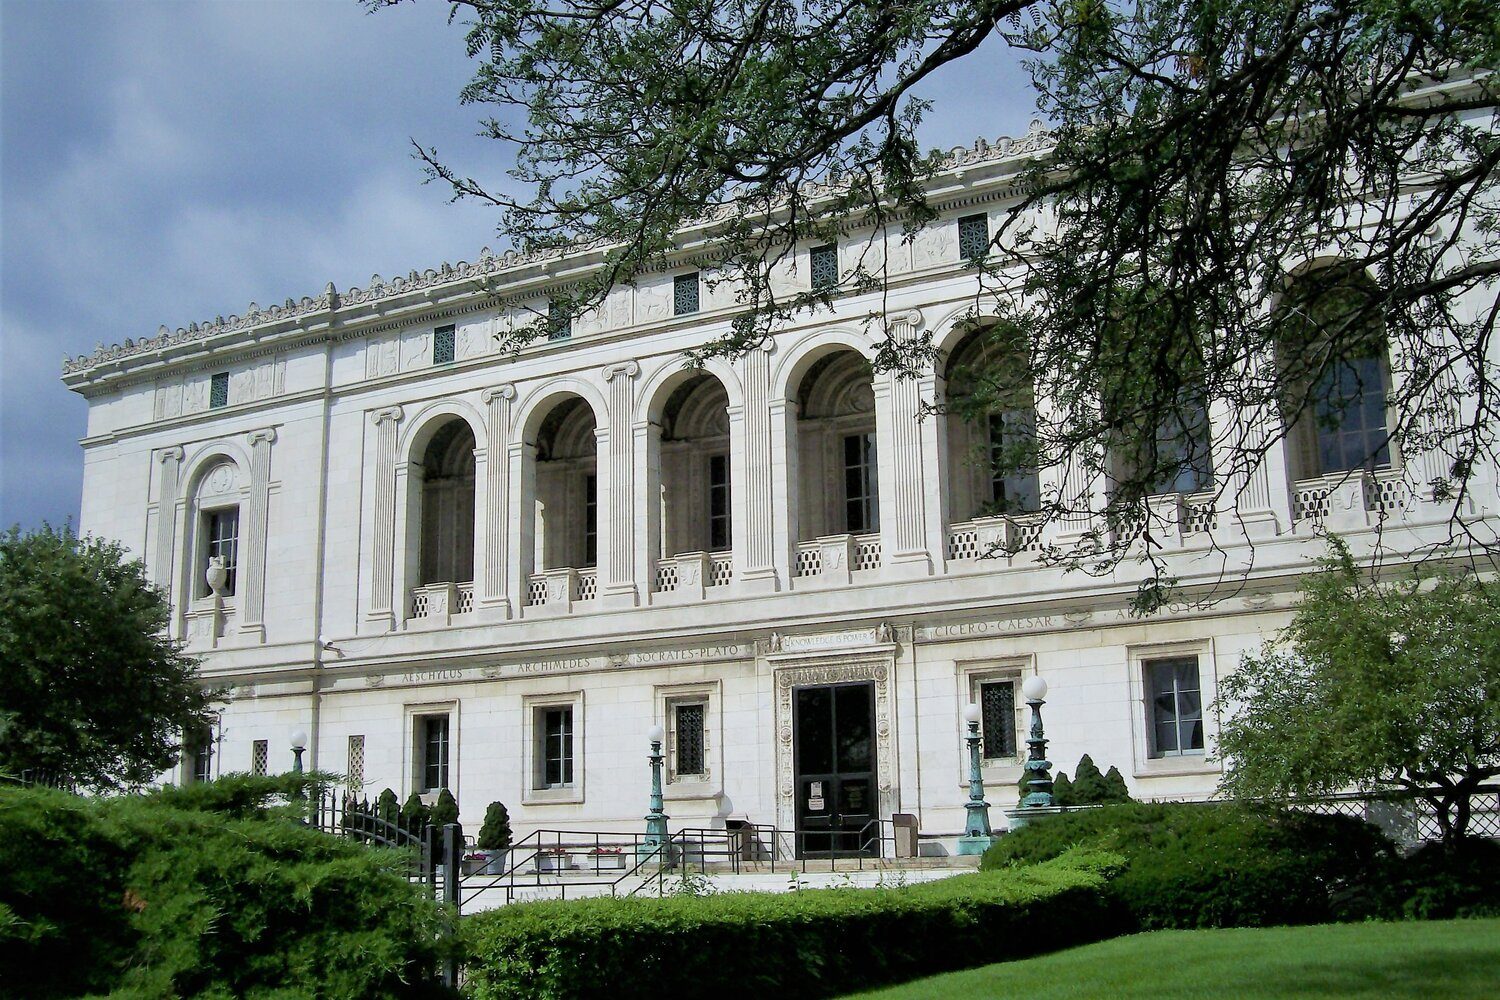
[542,707,574,787]
[979,681,1017,759]
[810,244,839,289]
[708,453,731,551]
[202,507,240,596]
[251,739,269,777]
[674,272,700,315]
[1146,656,1204,757]
[958,214,990,262]
[347,735,365,790]
[583,474,598,567]
[842,433,879,533]
[673,702,706,777]
[433,325,456,364]
[209,371,230,409]
[547,300,572,341]
[418,715,449,791]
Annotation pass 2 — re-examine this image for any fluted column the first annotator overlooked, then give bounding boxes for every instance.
[365,405,403,630]
[152,446,184,599]
[736,343,780,591]
[602,361,640,606]
[481,385,516,616]
[508,439,537,612]
[768,396,797,587]
[237,427,275,641]
[874,310,938,576]
[1216,391,1286,539]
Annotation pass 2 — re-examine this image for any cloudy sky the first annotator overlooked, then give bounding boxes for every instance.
[0,1,1033,531]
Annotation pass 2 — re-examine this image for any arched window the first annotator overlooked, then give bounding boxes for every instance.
[193,460,241,598]
[657,373,732,555]
[944,324,1040,520]
[795,351,880,538]
[416,419,476,586]
[534,397,599,570]
[1279,271,1392,478]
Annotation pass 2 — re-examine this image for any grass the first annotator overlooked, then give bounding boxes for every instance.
[847,918,1500,999]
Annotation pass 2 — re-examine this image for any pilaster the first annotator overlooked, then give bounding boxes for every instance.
[365,405,403,631]
[481,385,516,618]
[601,361,640,606]
[874,309,938,577]
[735,343,781,592]
[237,427,275,641]
[152,446,184,598]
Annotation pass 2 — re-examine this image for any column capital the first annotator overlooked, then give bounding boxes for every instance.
[372,405,404,425]
[247,427,277,447]
[158,445,185,463]
[603,360,641,382]
[482,384,517,404]
[885,308,924,336]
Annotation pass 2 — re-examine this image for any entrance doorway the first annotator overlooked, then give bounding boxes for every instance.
[794,681,877,856]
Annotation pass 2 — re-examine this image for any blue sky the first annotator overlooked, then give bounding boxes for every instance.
[0,1,1034,531]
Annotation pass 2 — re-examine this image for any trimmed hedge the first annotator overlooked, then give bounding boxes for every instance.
[463,850,1129,1000]
[0,780,453,999]
[981,801,1394,929]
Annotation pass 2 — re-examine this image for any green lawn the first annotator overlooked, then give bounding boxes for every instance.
[848,919,1500,999]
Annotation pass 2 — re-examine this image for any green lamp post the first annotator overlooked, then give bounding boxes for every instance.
[1019,675,1055,808]
[957,702,996,855]
[640,724,669,860]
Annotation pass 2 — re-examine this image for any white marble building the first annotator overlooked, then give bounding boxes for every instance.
[63,126,1497,851]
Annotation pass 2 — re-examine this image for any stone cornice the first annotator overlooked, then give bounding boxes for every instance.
[60,124,1054,387]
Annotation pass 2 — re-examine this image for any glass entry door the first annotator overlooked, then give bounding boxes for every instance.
[794,681,877,857]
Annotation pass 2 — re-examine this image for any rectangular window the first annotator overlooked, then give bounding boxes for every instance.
[547,300,572,341]
[842,433,879,533]
[201,507,239,597]
[958,213,990,262]
[251,739,268,777]
[190,724,213,783]
[673,272,700,315]
[542,707,574,788]
[209,371,230,409]
[583,474,598,567]
[708,453,731,552]
[347,735,365,791]
[1146,656,1204,758]
[1313,355,1391,475]
[417,715,450,791]
[810,244,839,290]
[433,325,456,364]
[987,412,1040,513]
[672,702,706,778]
[979,680,1018,760]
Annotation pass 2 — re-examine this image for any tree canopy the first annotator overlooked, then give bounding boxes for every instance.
[1217,538,1500,841]
[380,0,1500,591]
[0,524,217,791]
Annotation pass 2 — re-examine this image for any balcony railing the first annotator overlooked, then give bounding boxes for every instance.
[525,567,599,612]
[408,581,475,624]
[946,514,1044,563]
[652,552,733,599]
[793,533,881,584]
[1293,468,1410,529]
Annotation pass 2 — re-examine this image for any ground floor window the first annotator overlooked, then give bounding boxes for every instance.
[979,679,1018,760]
[540,706,574,788]
[251,739,268,777]
[416,714,450,791]
[347,735,365,791]
[670,701,707,779]
[1146,655,1204,758]
[188,723,214,783]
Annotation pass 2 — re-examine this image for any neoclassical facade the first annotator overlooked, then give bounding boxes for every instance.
[65,127,1498,849]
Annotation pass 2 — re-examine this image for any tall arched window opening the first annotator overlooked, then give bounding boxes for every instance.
[416,419,477,587]
[534,397,599,571]
[1278,271,1393,479]
[943,325,1040,522]
[795,351,879,539]
[659,374,732,556]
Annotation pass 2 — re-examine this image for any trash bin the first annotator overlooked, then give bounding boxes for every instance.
[892,812,919,858]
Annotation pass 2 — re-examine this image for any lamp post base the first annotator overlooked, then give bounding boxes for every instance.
[956,834,998,855]
[1002,804,1072,831]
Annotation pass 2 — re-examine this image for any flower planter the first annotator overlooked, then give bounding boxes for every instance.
[536,852,572,873]
[590,853,627,871]
[464,849,509,875]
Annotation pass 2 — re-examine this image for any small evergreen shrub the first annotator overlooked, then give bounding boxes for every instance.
[430,788,459,828]
[1051,772,1074,804]
[477,802,513,851]
[377,787,400,824]
[463,850,1128,999]
[982,801,1393,929]
[1052,755,1131,807]
[402,791,432,830]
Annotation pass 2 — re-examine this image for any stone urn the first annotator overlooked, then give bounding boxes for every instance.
[205,556,228,597]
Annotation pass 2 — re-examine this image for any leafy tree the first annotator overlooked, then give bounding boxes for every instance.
[477,800,513,851]
[430,787,459,827]
[0,524,217,790]
[379,0,1500,590]
[1218,538,1500,842]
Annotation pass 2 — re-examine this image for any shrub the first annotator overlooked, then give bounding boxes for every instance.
[477,802,512,851]
[463,850,1128,999]
[430,788,459,828]
[1051,772,1074,805]
[0,784,453,999]
[377,787,400,823]
[402,791,432,830]
[982,801,1393,929]
[1385,838,1500,919]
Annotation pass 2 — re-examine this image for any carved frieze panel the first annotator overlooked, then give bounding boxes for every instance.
[159,355,286,417]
